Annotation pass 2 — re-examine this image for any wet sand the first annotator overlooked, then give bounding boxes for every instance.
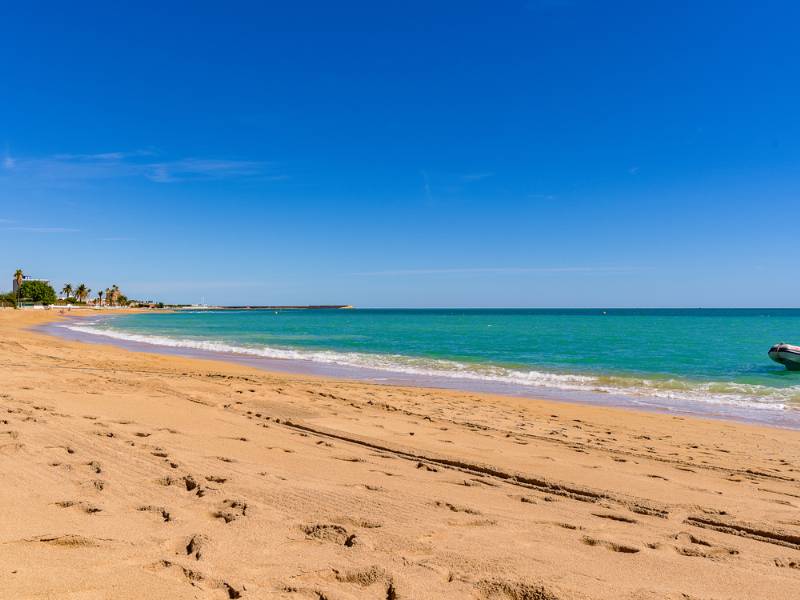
[42,314,800,430]
[2,309,799,599]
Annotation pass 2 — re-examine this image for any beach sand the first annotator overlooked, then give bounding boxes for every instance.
[1,310,799,599]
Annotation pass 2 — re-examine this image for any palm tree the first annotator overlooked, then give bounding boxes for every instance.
[98,290,104,306]
[14,269,24,303]
[111,284,120,306]
[75,284,88,303]
[62,283,73,300]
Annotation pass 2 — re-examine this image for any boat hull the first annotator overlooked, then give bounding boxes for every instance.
[768,344,800,370]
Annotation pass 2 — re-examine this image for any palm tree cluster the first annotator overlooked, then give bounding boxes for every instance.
[59,282,127,305]
[91,284,124,306]
[10,270,132,307]
[61,282,91,303]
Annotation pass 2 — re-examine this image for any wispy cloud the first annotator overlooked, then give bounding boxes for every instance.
[353,266,643,276]
[144,158,271,183]
[125,280,274,292]
[4,226,79,233]
[461,172,494,182]
[1,150,282,184]
[51,150,154,161]
[419,170,494,200]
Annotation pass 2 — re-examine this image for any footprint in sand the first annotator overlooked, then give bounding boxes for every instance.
[433,501,481,515]
[416,461,439,472]
[54,500,102,514]
[138,505,172,522]
[80,479,105,492]
[49,461,72,471]
[184,534,208,560]
[334,565,397,597]
[335,456,366,463]
[368,469,401,478]
[671,531,738,559]
[212,499,247,523]
[182,475,208,497]
[156,474,208,497]
[581,535,640,553]
[476,578,555,600]
[150,560,242,598]
[301,523,357,547]
[31,534,101,548]
[774,558,800,569]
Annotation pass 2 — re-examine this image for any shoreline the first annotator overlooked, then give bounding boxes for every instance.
[42,311,800,431]
[3,309,800,598]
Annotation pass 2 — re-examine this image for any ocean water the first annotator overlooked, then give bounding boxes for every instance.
[57,308,800,427]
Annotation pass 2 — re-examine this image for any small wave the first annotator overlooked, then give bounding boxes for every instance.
[62,323,800,412]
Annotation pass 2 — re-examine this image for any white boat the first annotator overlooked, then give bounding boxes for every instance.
[175,296,216,311]
[768,343,800,371]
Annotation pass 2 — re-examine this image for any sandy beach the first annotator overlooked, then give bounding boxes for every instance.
[1,309,799,599]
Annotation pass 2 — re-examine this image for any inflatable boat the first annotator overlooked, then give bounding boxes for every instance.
[768,343,800,371]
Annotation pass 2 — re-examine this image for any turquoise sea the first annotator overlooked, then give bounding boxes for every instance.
[56,309,800,427]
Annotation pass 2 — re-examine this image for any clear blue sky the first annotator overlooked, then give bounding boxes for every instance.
[1,1,798,307]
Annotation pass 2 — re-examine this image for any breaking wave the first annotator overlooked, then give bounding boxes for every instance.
[62,321,800,413]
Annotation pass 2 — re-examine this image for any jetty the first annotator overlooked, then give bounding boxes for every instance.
[209,305,352,310]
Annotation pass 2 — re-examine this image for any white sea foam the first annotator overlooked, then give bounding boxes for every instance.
[62,323,799,412]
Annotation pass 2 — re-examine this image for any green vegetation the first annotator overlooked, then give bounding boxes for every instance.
[9,270,147,309]
[18,280,57,305]
[0,292,16,308]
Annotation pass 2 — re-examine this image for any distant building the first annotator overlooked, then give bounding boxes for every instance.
[13,275,50,293]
